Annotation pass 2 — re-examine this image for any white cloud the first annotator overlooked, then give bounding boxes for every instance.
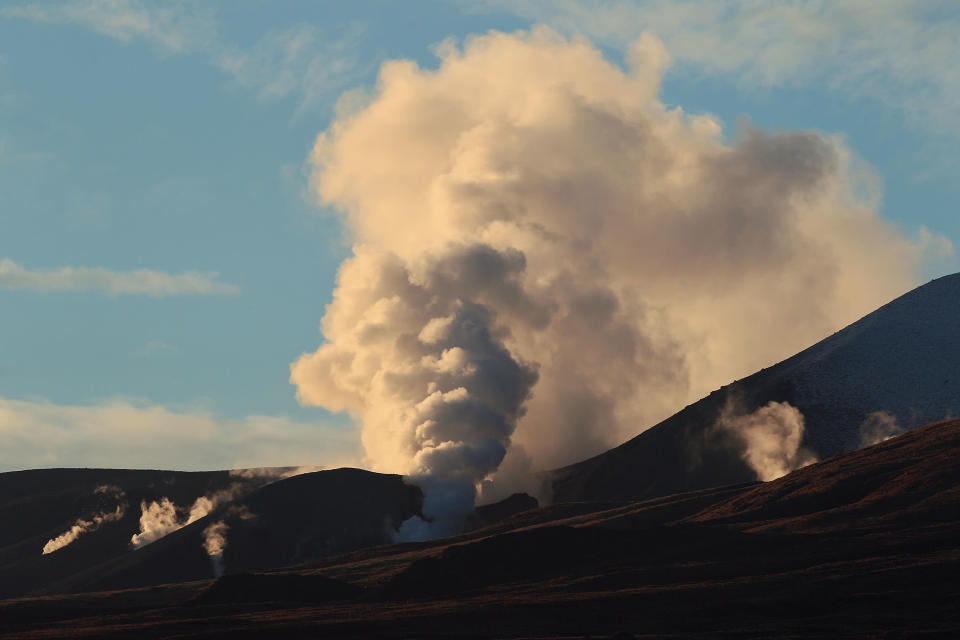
[216,22,369,113]
[480,0,960,140]
[2,1,365,111]
[0,396,361,472]
[2,0,215,52]
[0,258,240,296]
[134,340,180,357]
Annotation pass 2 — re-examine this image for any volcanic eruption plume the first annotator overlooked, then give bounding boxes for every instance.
[290,28,948,539]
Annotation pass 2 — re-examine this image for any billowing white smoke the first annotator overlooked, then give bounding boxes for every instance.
[41,485,127,555]
[130,488,239,548]
[718,401,818,481]
[290,28,947,536]
[202,520,229,577]
[858,411,904,448]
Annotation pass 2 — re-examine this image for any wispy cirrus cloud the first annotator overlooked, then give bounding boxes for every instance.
[2,0,216,52]
[479,0,960,141]
[1,0,367,112]
[216,22,369,113]
[0,396,360,472]
[134,339,180,357]
[0,258,239,296]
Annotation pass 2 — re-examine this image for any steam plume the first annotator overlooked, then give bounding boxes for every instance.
[130,488,240,548]
[290,28,946,535]
[42,506,125,554]
[718,401,818,481]
[202,520,229,577]
[229,465,325,481]
[130,498,179,548]
[859,411,904,448]
[41,485,127,555]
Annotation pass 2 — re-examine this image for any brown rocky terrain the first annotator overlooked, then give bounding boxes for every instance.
[2,418,958,638]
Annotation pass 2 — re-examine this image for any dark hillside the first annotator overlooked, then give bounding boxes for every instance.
[552,273,960,503]
[35,468,422,597]
[0,468,258,599]
[5,418,959,637]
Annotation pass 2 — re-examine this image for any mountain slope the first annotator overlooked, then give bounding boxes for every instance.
[3,418,959,639]
[3,468,422,598]
[0,468,266,600]
[552,273,960,502]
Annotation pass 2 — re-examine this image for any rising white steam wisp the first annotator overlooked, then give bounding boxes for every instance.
[858,411,905,448]
[228,465,325,481]
[717,401,818,481]
[42,506,125,555]
[202,520,230,577]
[290,28,948,538]
[130,488,240,549]
[42,486,127,555]
[130,498,179,548]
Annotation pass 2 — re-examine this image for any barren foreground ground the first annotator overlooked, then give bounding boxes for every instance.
[2,419,958,638]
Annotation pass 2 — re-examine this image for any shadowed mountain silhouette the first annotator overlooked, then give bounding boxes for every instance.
[28,468,423,597]
[463,492,538,531]
[384,419,960,597]
[0,468,266,600]
[3,276,960,636]
[0,466,540,601]
[2,418,958,638]
[552,272,960,502]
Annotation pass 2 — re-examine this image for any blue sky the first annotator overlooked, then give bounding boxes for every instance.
[0,1,956,472]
